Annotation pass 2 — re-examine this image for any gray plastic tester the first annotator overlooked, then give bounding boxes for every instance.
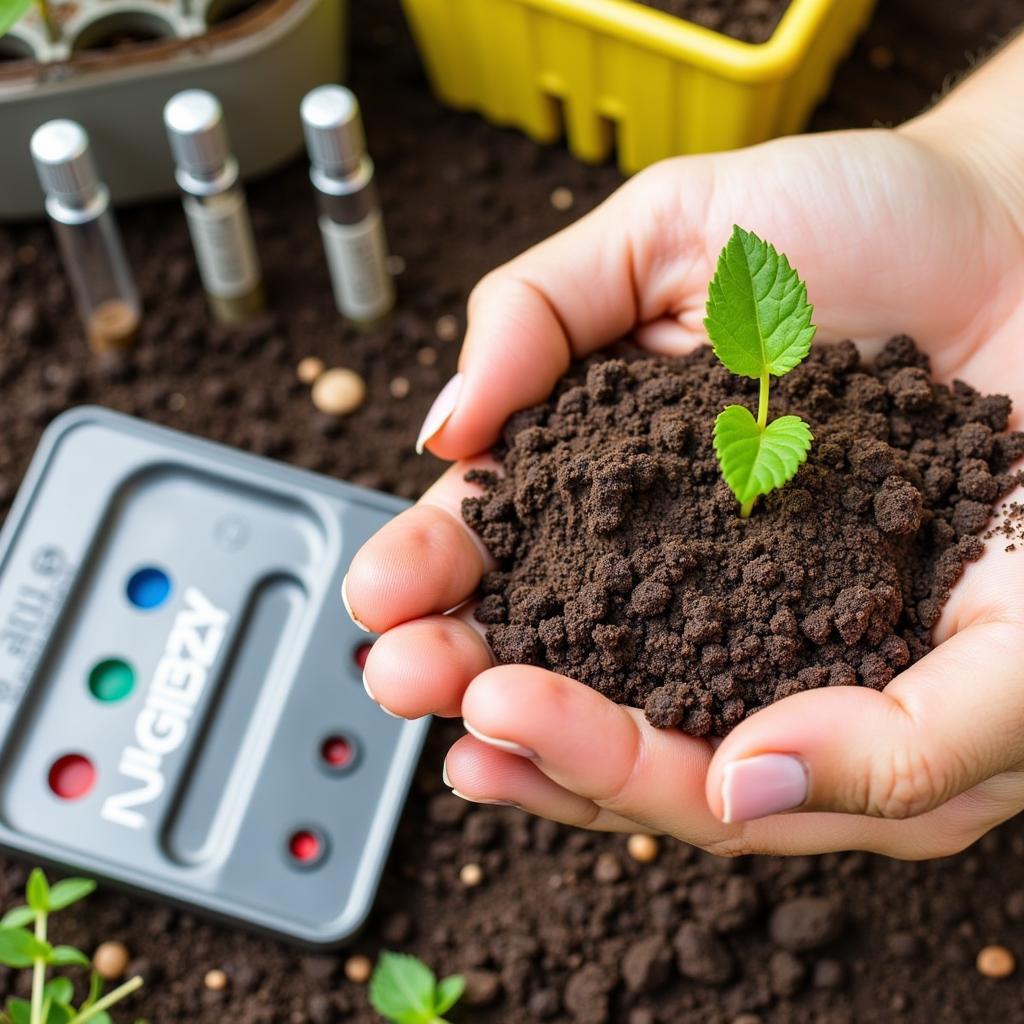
[0,408,427,945]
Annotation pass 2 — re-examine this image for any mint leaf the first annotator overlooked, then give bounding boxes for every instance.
[714,405,812,506]
[0,927,50,968]
[43,978,73,1008]
[705,225,815,381]
[433,975,465,1016]
[26,869,50,913]
[47,879,96,912]
[0,0,33,36]
[0,907,34,929]
[369,952,436,1024]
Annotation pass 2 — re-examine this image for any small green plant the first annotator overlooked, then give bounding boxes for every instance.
[0,869,143,1024]
[369,952,464,1024]
[705,224,816,517]
[0,1,55,40]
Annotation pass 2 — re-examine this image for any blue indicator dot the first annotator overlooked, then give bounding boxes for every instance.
[126,567,171,610]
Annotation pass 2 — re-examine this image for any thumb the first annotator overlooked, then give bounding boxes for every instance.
[705,621,1024,823]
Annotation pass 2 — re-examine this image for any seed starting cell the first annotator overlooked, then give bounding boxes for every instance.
[0,407,428,945]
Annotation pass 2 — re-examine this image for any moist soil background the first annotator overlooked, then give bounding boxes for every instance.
[633,0,789,45]
[1,0,1024,1021]
[464,343,1024,735]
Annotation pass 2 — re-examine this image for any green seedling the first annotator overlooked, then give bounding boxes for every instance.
[369,951,465,1024]
[0,869,144,1024]
[706,224,815,517]
[0,1,56,41]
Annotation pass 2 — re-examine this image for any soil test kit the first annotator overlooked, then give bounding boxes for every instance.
[0,407,427,945]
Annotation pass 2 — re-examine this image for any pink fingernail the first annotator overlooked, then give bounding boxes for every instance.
[720,754,807,824]
[415,373,463,454]
[451,790,519,808]
[362,670,402,719]
[464,720,536,759]
[341,574,372,633]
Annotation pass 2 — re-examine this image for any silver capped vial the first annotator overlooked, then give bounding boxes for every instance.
[301,85,395,324]
[30,119,141,352]
[164,89,264,324]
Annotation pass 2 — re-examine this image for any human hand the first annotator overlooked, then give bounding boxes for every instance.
[345,79,1024,857]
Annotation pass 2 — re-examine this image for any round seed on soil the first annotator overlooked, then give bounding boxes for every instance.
[627,834,659,863]
[460,862,484,887]
[311,368,366,417]
[550,186,574,211]
[344,954,373,984]
[594,851,622,883]
[417,346,437,366]
[390,376,410,399]
[435,314,459,342]
[204,968,229,991]
[386,254,406,276]
[976,945,1015,978]
[93,940,130,980]
[297,356,325,385]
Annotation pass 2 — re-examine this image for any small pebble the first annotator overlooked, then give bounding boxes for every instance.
[977,945,1015,979]
[417,346,438,366]
[297,356,325,385]
[627,833,659,863]
[168,392,186,412]
[460,862,484,887]
[550,186,575,211]
[344,954,373,984]
[435,314,459,342]
[386,254,406,276]
[594,851,622,883]
[204,969,228,991]
[93,940,130,980]
[311,367,366,417]
[390,376,411,399]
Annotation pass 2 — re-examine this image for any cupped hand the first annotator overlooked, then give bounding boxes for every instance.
[346,111,1024,858]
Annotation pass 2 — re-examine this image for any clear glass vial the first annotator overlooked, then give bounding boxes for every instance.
[30,119,141,353]
[163,89,265,325]
[300,85,395,325]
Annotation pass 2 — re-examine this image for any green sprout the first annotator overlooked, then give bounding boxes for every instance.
[706,225,816,517]
[0,869,144,1024]
[0,1,56,41]
[369,952,464,1024]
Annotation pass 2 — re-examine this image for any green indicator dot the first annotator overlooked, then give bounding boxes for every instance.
[88,658,135,703]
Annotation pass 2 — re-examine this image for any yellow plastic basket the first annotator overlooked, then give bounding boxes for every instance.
[400,0,876,173]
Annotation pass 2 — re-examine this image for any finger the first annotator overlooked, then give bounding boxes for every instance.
[459,665,1018,858]
[343,458,496,633]
[706,619,1024,824]
[443,734,640,832]
[422,159,717,459]
[362,609,492,719]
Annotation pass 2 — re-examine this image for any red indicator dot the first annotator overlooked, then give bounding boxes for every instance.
[321,735,355,770]
[48,754,96,800]
[288,829,323,865]
[353,643,372,670]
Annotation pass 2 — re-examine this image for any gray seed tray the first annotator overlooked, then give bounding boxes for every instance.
[0,406,427,946]
[0,0,345,219]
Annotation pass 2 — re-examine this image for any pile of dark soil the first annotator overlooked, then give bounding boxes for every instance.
[465,340,1024,734]
[1,1,1024,1023]
[633,0,789,44]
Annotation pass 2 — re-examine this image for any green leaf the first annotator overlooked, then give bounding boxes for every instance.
[26,869,50,913]
[714,405,812,507]
[44,1004,72,1024]
[81,972,104,1010]
[47,879,96,912]
[48,945,90,967]
[433,974,465,1015]
[0,907,35,928]
[0,927,50,967]
[6,998,30,1024]
[369,952,437,1024]
[705,225,816,381]
[0,0,33,37]
[88,1014,113,1024]
[44,979,74,1007]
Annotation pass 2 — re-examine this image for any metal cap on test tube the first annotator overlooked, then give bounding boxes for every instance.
[300,85,367,179]
[163,89,234,187]
[30,120,104,213]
